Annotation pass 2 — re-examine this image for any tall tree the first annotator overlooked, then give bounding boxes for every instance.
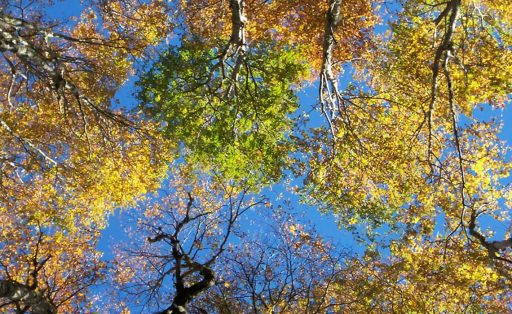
[299,0,512,265]
[1,1,172,311]
[1,0,172,226]
[112,165,265,313]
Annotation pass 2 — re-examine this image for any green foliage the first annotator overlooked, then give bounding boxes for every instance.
[137,41,308,185]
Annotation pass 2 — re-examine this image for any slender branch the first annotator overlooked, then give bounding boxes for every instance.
[426,0,460,169]
[443,53,467,227]
[0,118,58,166]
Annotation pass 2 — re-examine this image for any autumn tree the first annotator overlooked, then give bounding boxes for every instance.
[1,0,173,311]
[115,188,511,313]
[0,0,172,223]
[112,165,265,313]
[194,212,512,313]
[181,0,375,71]
[192,207,354,313]
[299,0,512,266]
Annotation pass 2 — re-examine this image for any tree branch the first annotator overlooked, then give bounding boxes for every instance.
[0,12,133,127]
[426,0,460,168]
[469,210,512,263]
[319,0,343,139]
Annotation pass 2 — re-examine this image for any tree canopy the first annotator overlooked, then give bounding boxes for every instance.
[0,0,511,313]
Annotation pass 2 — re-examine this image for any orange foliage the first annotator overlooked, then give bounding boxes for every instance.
[181,0,376,70]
